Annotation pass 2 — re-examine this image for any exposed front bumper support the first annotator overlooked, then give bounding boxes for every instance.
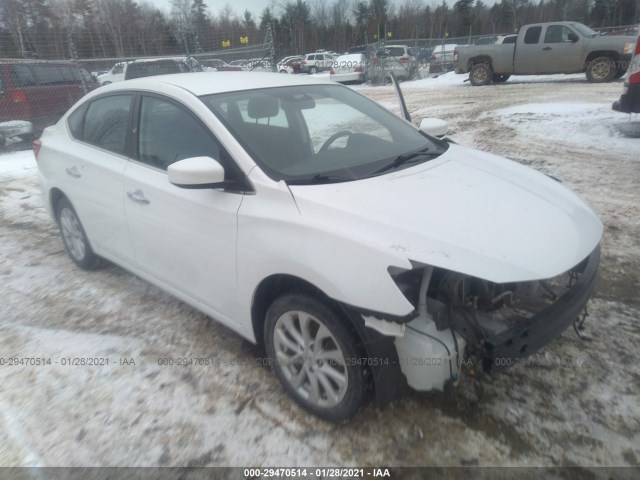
[483,245,600,374]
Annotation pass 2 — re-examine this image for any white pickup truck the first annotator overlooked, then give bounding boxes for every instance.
[454,21,636,85]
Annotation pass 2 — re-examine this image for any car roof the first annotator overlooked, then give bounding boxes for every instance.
[103,71,332,96]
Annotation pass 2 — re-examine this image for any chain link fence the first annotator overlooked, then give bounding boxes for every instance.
[2,22,639,151]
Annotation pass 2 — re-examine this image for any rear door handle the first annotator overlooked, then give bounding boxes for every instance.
[65,166,81,178]
[543,47,552,51]
[127,189,150,205]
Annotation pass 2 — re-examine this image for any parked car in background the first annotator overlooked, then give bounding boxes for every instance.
[277,56,303,74]
[430,44,458,73]
[454,21,636,85]
[613,34,640,113]
[415,47,434,64]
[301,52,335,74]
[36,71,602,422]
[244,58,273,72]
[374,45,417,80]
[330,53,367,84]
[202,59,243,71]
[98,62,127,85]
[124,58,191,81]
[0,59,98,140]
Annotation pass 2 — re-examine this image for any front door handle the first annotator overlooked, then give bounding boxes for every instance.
[127,189,150,205]
[543,47,552,51]
[65,166,81,178]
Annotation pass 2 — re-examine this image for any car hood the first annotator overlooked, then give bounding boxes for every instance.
[288,144,603,283]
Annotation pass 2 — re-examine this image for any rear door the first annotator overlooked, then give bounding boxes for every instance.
[60,93,135,263]
[514,25,545,74]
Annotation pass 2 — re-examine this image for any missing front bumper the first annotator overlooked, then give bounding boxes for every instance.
[481,245,600,374]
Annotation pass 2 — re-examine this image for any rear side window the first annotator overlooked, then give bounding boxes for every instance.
[33,65,65,85]
[503,36,517,44]
[82,95,132,155]
[524,26,542,44]
[10,65,37,86]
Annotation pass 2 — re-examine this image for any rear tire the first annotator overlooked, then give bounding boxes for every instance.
[264,293,366,422]
[586,56,616,83]
[56,197,101,270]
[309,66,318,74]
[469,63,493,86]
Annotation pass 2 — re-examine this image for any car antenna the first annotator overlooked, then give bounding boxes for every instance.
[389,72,411,123]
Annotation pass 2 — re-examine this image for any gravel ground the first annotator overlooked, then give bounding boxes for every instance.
[0,75,639,469]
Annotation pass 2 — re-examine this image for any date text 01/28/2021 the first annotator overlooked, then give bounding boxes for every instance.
[243,468,391,477]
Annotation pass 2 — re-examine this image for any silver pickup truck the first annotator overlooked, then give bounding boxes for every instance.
[454,22,636,86]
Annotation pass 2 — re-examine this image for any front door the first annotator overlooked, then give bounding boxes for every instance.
[123,94,243,321]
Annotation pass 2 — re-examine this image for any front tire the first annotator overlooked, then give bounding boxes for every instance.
[56,197,101,270]
[264,293,366,422]
[469,63,493,86]
[586,56,616,83]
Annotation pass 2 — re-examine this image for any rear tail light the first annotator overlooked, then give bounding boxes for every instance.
[430,54,437,61]
[33,139,42,160]
[10,90,27,103]
[628,36,640,85]
[400,55,408,63]
[354,65,363,72]
[454,51,459,62]
[330,67,335,75]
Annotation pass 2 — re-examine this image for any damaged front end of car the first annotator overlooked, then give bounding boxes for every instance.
[375,244,600,393]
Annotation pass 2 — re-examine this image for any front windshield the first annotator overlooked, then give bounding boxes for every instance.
[571,23,599,37]
[201,84,447,183]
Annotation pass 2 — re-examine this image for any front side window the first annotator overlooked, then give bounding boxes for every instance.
[137,96,222,171]
[544,25,575,43]
[113,64,124,74]
[202,84,447,183]
[82,95,132,155]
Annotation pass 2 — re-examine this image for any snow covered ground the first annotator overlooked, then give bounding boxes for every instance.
[0,74,639,469]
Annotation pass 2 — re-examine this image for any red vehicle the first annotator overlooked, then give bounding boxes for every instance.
[0,59,98,141]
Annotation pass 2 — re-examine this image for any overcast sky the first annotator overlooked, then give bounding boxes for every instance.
[155,1,294,18]
[154,0,464,20]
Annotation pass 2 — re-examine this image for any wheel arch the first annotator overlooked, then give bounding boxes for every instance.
[468,55,493,71]
[585,50,619,67]
[49,187,67,223]
[251,273,409,409]
[251,273,341,345]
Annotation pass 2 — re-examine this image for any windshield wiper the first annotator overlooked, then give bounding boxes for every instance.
[370,147,437,175]
[286,174,352,185]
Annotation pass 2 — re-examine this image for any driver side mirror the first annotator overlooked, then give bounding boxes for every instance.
[419,118,449,137]
[168,156,226,189]
[568,32,578,42]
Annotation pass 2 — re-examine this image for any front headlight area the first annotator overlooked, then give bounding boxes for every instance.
[387,256,593,389]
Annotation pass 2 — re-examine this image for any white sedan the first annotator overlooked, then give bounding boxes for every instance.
[36,72,602,422]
